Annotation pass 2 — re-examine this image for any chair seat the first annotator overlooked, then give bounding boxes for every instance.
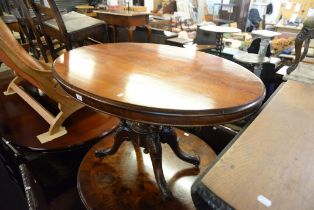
[43,11,104,33]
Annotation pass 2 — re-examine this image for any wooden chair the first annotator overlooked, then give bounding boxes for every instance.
[0,18,84,142]
[27,0,107,58]
[9,0,50,62]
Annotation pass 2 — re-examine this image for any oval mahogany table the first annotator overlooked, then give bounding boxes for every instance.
[52,43,265,199]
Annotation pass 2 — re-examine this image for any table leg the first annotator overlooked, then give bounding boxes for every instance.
[145,24,152,43]
[94,120,200,199]
[108,25,116,43]
[254,37,270,77]
[215,32,223,56]
[127,26,136,42]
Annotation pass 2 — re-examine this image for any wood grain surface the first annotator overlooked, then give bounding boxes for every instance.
[78,129,216,210]
[53,43,265,126]
[201,80,314,209]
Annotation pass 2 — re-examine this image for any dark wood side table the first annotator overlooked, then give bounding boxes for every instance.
[94,10,151,42]
[52,43,265,199]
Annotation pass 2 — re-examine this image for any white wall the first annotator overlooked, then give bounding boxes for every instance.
[144,0,153,11]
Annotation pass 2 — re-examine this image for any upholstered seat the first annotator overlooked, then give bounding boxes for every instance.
[28,0,108,57]
[43,11,104,34]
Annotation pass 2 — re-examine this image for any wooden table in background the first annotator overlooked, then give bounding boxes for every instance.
[52,43,265,202]
[94,10,151,42]
[275,24,302,34]
[192,80,314,210]
[199,25,241,56]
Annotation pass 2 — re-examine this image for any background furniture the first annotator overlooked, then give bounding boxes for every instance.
[212,0,250,31]
[251,30,281,76]
[52,43,265,199]
[199,25,241,56]
[95,10,151,42]
[213,1,237,25]
[0,69,119,210]
[0,19,118,143]
[0,18,81,142]
[29,0,106,58]
[192,80,314,210]
[10,0,50,62]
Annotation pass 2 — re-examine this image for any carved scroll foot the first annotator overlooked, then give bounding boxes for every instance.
[94,121,201,199]
[146,133,173,200]
[160,127,200,167]
[95,120,131,157]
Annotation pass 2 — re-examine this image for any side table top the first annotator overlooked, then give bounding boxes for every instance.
[53,43,265,126]
[252,30,281,38]
[94,9,150,16]
[200,25,241,33]
[233,52,270,64]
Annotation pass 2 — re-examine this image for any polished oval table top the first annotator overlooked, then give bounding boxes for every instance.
[52,43,265,126]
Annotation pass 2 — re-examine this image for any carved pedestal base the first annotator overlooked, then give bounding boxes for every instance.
[95,120,200,199]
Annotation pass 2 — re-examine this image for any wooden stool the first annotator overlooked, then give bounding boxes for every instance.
[77,129,216,210]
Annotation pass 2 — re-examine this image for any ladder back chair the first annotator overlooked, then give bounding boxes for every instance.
[27,0,108,59]
[0,18,84,142]
[10,0,50,62]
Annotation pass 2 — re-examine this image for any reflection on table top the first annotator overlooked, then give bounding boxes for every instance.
[252,30,281,38]
[200,25,241,33]
[94,9,150,16]
[52,43,265,125]
[233,52,270,64]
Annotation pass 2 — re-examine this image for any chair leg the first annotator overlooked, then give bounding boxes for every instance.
[45,34,58,60]
[37,102,84,143]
